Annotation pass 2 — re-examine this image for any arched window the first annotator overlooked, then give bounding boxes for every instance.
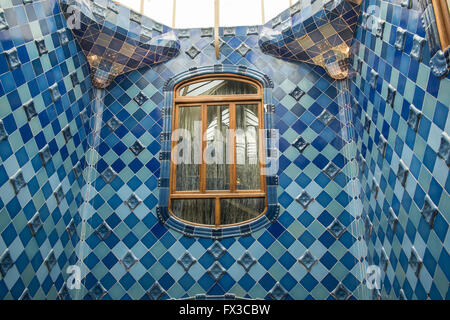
[169,74,267,227]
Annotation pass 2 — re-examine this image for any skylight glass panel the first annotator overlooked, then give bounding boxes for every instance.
[264,0,290,21]
[113,0,291,29]
[220,0,262,27]
[143,0,174,27]
[174,0,214,28]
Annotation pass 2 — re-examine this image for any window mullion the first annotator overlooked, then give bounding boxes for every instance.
[259,101,266,193]
[215,197,220,226]
[230,103,237,193]
[200,104,207,193]
[170,105,178,195]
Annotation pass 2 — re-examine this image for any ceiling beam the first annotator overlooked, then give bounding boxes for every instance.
[214,0,220,59]
[172,0,177,28]
[261,0,265,24]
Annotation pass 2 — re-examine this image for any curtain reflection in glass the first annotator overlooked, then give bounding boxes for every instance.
[236,104,260,190]
[172,199,215,225]
[179,79,258,96]
[175,106,201,191]
[220,198,265,225]
[206,105,230,190]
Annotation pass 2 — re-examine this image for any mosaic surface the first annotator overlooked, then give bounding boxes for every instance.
[71,3,369,298]
[350,0,450,299]
[259,0,362,80]
[1,0,448,301]
[59,0,180,88]
[0,0,93,299]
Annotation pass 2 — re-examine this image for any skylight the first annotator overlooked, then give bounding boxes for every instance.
[113,0,291,28]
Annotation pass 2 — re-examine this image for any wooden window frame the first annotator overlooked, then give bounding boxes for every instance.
[432,0,450,50]
[169,74,267,228]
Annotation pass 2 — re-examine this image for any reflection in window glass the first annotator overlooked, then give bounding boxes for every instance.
[179,80,258,96]
[220,198,265,225]
[175,106,201,191]
[236,104,260,190]
[206,105,230,190]
[172,199,215,225]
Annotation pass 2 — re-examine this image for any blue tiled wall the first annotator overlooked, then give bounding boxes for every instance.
[77,12,369,299]
[6,0,449,301]
[0,0,93,299]
[350,0,450,299]
[0,0,371,301]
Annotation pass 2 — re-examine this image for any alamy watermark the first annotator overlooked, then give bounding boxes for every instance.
[66,5,81,30]
[171,125,279,176]
[366,265,381,290]
[66,265,81,290]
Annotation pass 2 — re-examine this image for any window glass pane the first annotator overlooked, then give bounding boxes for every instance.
[172,199,215,225]
[206,105,230,190]
[236,104,260,190]
[220,198,265,225]
[175,106,201,191]
[179,80,258,96]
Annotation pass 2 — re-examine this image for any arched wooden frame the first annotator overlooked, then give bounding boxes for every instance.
[169,74,267,228]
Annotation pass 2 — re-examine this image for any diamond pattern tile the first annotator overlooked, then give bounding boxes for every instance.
[28,213,43,236]
[269,283,287,300]
[0,0,93,300]
[0,251,13,277]
[299,250,317,272]
[95,222,112,241]
[90,283,107,300]
[72,1,369,299]
[178,252,196,272]
[351,0,450,300]
[208,262,226,281]
[296,191,314,209]
[237,252,256,272]
[186,46,201,59]
[208,242,226,260]
[121,251,138,271]
[3,0,448,302]
[148,283,165,300]
[332,283,351,300]
[328,219,346,239]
